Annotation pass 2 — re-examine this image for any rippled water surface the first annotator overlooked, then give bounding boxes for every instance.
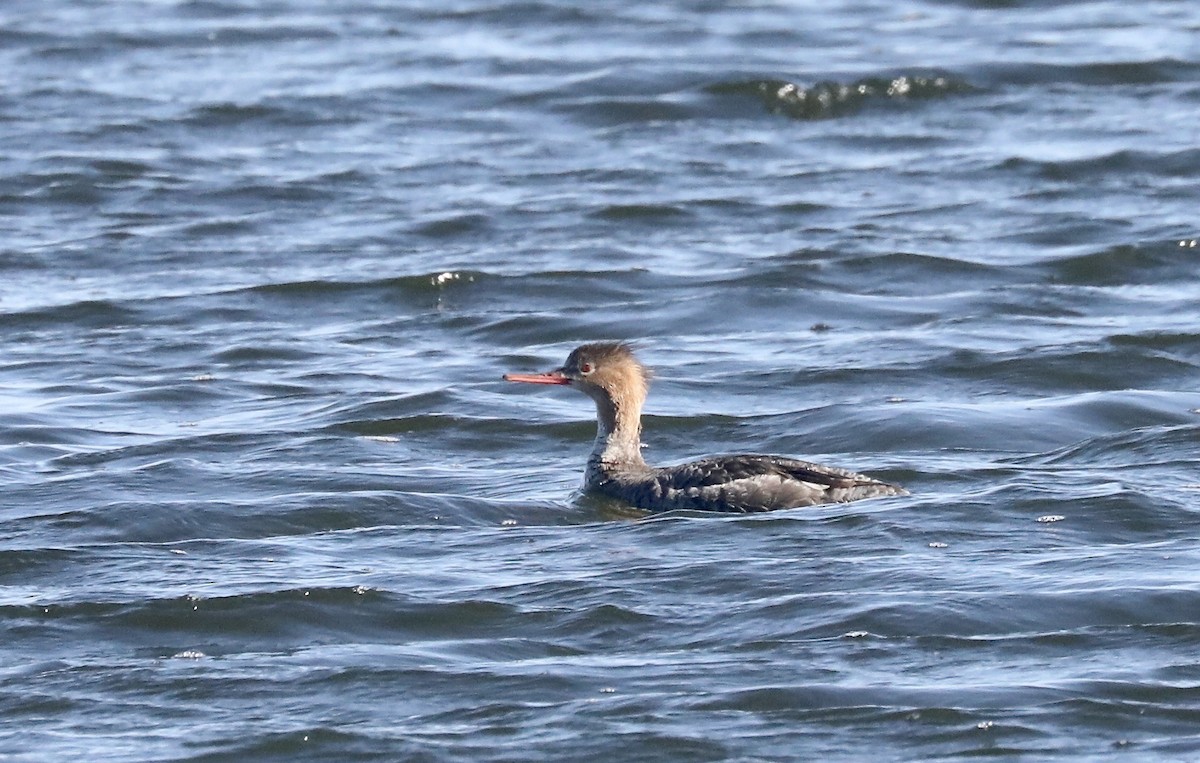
[3,0,1200,760]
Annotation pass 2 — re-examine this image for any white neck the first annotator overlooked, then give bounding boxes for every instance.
[585,388,646,473]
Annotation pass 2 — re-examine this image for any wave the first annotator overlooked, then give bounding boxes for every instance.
[1000,148,1200,185]
[1035,240,1200,286]
[975,58,1200,88]
[707,73,975,120]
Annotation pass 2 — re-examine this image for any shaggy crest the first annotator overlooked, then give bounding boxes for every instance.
[561,342,651,403]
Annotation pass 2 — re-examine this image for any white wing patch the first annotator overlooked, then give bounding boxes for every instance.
[677,474,831,511]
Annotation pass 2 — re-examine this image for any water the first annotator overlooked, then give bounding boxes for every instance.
[3,0,1200,759]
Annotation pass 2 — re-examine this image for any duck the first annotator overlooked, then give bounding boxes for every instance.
[503,342,905,512]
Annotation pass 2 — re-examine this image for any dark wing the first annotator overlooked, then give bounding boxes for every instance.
[647,454,900,512]
[664,455,868,488]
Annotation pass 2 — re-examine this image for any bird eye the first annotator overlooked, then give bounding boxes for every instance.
[579,362,593,375]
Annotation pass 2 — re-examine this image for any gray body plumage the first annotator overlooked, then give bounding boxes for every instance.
[505,342,905,513]
[586,454,905,514]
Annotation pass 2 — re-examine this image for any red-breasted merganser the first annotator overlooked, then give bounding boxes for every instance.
[503,342,906,513]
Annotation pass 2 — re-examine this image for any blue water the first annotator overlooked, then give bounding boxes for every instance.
[3,1,1200,760]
